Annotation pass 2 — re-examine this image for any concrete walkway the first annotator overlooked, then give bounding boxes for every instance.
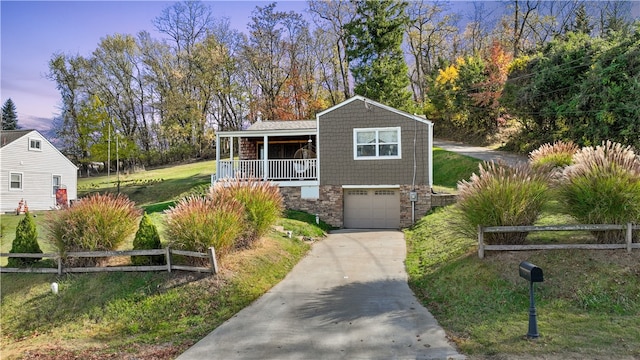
[434,139,527,167]
[177,230,465,360]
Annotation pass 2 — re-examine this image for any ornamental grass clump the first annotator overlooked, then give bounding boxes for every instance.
[46,193,140,266]
[164,192,245,261]
[456,161,550,245]
[559,141,640,243]
[215,178,284,248]
[529,141,579,170]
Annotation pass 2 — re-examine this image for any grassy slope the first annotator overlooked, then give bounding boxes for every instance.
[77,160,215,206]
[1,159,325,359]
[432,147,482,191]
[1,226,315,359]
[407,150,640,358]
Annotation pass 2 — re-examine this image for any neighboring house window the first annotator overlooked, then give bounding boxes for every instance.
[353,127,401,160]
[29,138,42,151]
[9,172,23,191]
[52,175,61,196]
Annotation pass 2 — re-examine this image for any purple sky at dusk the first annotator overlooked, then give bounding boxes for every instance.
[0,0,308,131]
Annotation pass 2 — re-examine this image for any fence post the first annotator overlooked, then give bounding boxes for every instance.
[478,225,485,259]
[627,223,633,253]
[57,256,63,275]
[166,247,172,273]
[208,247,219,275]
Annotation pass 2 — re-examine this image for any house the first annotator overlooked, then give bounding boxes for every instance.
[1,129,78,213]
[214,96,434,229]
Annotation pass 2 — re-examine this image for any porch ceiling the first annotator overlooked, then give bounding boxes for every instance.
[218,120,317,138]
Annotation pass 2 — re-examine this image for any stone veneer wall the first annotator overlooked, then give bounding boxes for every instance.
[399,185,432,228]
[239,139,257,160]
[279,185,343,228]
[431,193,457,207]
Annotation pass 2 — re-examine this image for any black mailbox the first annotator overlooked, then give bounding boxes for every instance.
[519,261,543,283]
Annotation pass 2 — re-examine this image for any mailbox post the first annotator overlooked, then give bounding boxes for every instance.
[519,261,544,339]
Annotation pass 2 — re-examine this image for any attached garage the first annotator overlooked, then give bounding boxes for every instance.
[343,188,400,229]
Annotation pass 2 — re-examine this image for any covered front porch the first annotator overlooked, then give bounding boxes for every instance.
[214,120,318,185]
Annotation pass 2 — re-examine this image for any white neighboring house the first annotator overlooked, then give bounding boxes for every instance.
[0,129,78,212]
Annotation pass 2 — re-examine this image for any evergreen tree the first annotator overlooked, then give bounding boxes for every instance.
[565,4,593,35]
[345,0,412,111]
[132,213,164,265]
[8,212,42,267]
[2,98,19,130]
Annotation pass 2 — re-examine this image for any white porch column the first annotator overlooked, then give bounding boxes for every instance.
[215,133,220,183]
[263,135,269,180]
[428,122,433,189]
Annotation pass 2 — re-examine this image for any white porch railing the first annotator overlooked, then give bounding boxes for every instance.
[215,159,317,181]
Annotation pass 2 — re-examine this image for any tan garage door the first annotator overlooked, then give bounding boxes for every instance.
[343,189,400,229]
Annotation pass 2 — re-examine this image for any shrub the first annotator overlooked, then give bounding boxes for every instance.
[132,214,164,266]
[529,141,579,170]
[456,161,550,245]
[559,141,640,243]
[164,194,245,262]
[46,193,140,266]
[8,212,42,267]
[216,179,284,247]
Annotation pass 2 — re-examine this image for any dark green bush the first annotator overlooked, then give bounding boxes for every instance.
[559,141,640,243]
[46,193,140,266]
[8,212,42,267]
[456,161,551,244]
[132,214,164,266]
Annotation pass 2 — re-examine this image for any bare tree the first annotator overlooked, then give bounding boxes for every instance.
[406,0,459,104]
[308,0,356,102]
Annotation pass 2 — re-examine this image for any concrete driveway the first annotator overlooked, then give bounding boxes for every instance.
[177,230,465,360]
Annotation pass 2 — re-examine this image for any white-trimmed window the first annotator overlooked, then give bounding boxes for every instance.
[52,175,62,196]
[29,138,42,151]
[9,172,23,191]
[353,127,401,160]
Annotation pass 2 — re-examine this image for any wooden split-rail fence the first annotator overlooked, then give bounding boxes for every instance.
[0,247,219,275]
[478,223,640,258]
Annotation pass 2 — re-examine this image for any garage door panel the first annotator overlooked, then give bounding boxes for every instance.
[344,189,399,229]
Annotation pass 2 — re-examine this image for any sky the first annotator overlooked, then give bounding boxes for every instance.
[0,0,308,131]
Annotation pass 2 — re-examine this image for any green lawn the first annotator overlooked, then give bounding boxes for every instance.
[1,219,318,359]
[1,159,327,358]
[78,160,215,206]
[432,147,481,191]
[405,206,640,358]
[6,150,639,358]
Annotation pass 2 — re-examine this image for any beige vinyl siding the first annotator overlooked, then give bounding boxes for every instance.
[318,99,430,186]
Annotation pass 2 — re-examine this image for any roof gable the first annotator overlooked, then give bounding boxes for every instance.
[0,129,78,169]
[317,95,432,125]
[1,129,33,148]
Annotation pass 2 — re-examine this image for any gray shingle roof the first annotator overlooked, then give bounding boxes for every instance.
[247,120,316,131]
[1,129,33,148]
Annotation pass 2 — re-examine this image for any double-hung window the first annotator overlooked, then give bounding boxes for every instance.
[10,172,23,191]
[29,138,42,151]
[353,127,401,160]
[52,175,62,196]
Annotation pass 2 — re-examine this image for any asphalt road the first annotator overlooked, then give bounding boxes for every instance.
[433,139,527,167]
